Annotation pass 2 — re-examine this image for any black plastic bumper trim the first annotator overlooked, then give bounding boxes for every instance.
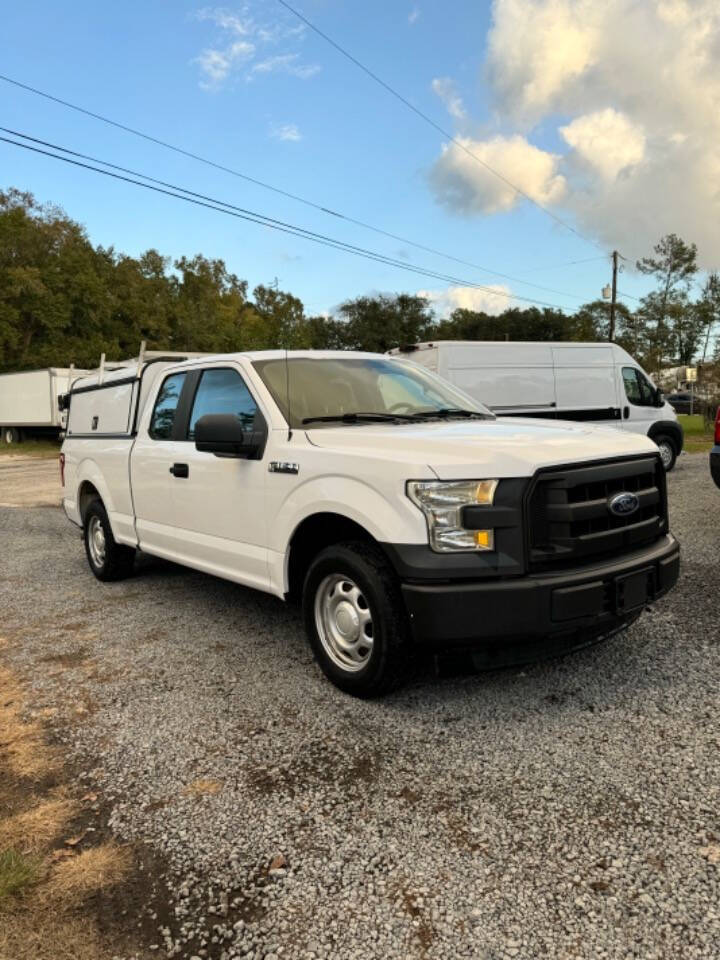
[400,534,679,649]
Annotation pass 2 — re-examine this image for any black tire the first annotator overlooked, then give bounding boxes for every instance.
[654,434,677,471]
[83,499,136,582]
[302,541,412,697]
[2,426,20,444]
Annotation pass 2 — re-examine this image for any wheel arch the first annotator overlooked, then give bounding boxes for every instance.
[74,460,119,532]
[647,419,684,453]
[285,512,378,602]
[78,480,102,521]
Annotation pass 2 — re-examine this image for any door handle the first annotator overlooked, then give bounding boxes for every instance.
[623,406,629,419]
[169,463,189,478]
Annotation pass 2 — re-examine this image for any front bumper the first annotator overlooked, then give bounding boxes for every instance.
[711,446,720,489]
[400,534,680,654]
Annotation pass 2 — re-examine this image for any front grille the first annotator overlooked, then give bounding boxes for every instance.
[527,456,667,571]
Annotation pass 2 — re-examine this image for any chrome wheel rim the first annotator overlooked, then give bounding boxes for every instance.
[658,441,673,469]
[314,574,374,673]
[88,515,106,568]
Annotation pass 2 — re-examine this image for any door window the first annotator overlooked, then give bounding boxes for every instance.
[622,367,655,407]
[188,368,258,439]
[149,373,187,440]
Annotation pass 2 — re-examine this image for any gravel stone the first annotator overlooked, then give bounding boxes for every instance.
[1,453,718,959]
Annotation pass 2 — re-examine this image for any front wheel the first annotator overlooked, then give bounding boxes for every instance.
[654,434,677,471]
[302,541,412,697]
[83,499,136,581]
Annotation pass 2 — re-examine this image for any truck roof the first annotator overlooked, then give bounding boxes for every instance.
[69,350,400,393]
[168,350,395,365]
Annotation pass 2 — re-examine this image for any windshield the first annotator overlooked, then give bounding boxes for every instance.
[253,356,493,428]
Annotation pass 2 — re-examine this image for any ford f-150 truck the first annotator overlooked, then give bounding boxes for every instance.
[61,351,680,696]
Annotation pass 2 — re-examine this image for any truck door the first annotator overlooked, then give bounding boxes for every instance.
[619,365,659,437]
[131,370,191,556]
[163,365,270,591]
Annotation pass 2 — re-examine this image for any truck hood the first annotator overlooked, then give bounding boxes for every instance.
[305,418,657,479]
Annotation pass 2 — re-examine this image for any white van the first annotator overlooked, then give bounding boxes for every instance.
[390,342,683,470]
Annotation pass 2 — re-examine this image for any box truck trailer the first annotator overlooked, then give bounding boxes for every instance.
[0,367,91,444]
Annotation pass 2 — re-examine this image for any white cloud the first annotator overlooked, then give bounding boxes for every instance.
[486,0,599,123]
[419,284,513,318]
[559,108,646,182]
[431,77,466,121]
[197,8,252,35]
[193,6,320,88]
[251,53,320,79]
[270,122,302,142]
[429,135,565,215]
[408,6,420,24]
[428,0,720,265]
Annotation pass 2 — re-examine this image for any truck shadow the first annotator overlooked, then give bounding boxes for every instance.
[128,552,682,716]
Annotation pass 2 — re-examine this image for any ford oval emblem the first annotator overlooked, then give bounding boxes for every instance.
[608,491,640,517]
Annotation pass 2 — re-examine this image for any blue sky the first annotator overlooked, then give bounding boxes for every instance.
[2,0,712,319]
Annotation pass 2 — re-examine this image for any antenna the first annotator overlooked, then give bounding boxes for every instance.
[285,347,293,441]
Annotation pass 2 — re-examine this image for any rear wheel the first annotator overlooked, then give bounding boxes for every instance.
[654,434,677,471]
[2,427,20,444]
[302,541,412,697]
[83,499,136,581]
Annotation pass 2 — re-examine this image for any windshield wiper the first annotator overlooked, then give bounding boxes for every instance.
[406,408,489,420]
[302,412,415,425]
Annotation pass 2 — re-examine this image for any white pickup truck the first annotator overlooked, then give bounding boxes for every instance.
[61,351,680,696]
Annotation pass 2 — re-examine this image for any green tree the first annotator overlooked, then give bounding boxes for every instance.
[695,272,720,363]
[334,294,434,352]
[436,306,569,342]
[241,284,310,350]
[636,234,698,367]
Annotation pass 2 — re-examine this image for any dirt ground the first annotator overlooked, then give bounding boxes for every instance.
[0,650,159,960]
[0,456,62,508]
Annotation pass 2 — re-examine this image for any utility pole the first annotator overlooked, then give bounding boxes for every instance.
[609,250,618,342]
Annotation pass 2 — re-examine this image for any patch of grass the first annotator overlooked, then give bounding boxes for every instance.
[0,849,41,902]
[0,794,79,853]
[0,655,144,958]
[678,414,709,437]
[0,439,61,458]
[47,844,130,903]
[677,414,714,454]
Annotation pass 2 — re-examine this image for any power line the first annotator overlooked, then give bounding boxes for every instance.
[513,256,608,275]
[0,73,586,303]
[0,131,575,310]
[275,0,607,254]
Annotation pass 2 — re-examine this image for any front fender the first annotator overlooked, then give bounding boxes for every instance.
[271,475,426,554]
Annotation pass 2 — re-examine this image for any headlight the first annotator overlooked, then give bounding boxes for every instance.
[407,480,498,552]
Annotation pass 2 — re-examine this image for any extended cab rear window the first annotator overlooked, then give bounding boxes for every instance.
[149,372,187,440]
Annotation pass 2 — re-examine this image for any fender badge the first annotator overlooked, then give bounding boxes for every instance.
[269,461,299,475]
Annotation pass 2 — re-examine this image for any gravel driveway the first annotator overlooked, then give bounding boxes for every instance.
[1,454,718,960]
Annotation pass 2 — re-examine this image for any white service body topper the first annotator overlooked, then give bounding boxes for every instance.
[61,350,680,696]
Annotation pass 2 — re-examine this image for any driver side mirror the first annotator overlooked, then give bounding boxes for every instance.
[654,389,665,408]
[194,414,265,459]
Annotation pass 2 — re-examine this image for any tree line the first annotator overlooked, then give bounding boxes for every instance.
[1,188,718,374]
